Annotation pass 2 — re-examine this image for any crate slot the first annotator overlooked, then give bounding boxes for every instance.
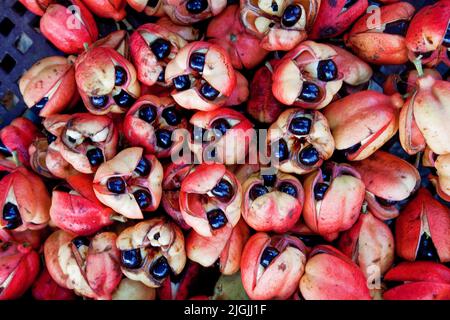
[15,32,33,54]
[0,54,17,74]
[29,15,41,32]
[12,1,27,16]
[0,18,15,37]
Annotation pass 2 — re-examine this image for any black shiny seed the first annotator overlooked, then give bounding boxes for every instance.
[298,145,320,166]
[150,256,170,280]
[185,0,208,14]
[206,208,228,230]
[155,129,173,149]
[342,0,358,11]
[273,139,289,162]
[260,247,279,268]
[3,203,19,221]
[157,69,165,82]
[113,90,136,108]
[106,177,126,194]
[133,189,152,209]
[72,236,90,249]
[384,20,409,36]
[341,142,361,158]
[249,184,269,200]
[150,38,171,60]
[147,0,159,7]
[299,82,320,102]
[317,60,338,82]
[45,131,57,145]
[200,83,220,101]
[278,182,297,197]
[271,1,278,11]
[189,52,206,73]
[173,75,190,91]
[5,219,22,230]
[417,233,439,261]
[67,136,76,144]
[0,140,11,157]
[90,95,109,108]
[121,249,142,269]
[281,4,302,27]
[417,51,434,59]
[262,174,276,187]
[375,196,398,207]
[211,179,233,201]
[289,117,312,135]
[211,118,231,137]
[321,167,332,182]
[138,104,157,123]
[135,158,151,176]
[31,96,49,111]
[114,66,127,86]
[162,107,182,126]
[314,183,329,201]
[86,148,104,166]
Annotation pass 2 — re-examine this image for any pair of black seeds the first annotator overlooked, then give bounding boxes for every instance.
[204,179,234,230]
[106,158,152,209]
[89,66,135,109]
[249,182,298,201]
[297,59,338,102]
[121,250,170,280]
[2,203,22,230]
[138,105,182,126]
[273,140,320,166]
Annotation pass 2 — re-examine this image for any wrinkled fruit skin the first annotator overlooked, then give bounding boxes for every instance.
[246,61,285,124]
[0,167,50,232]
[299,245,371,300]
[344,2,415,65]
[0,117,40,167]
[395,188,450,263]
[123,95,188,158]
[116,217,186,288]
[324,90,403,161]
[130,23,187,86]
[43,113,119,174]
[241,232,307,300]
[242,170,304,233]
[44,230,122,299]
[32,266,76,300]
[303,162,365,240]
[187,219,249,275]
[339,211,395,279]
[268,108,335,175]
[165,41,236,111]
[310,0,368,39]
[353,151,420,220]
[383,261,450,300]
[163,0,227,25]
[398,71,442,155]
[81,0,127,20]
[408,75,450,156]
[50,173,114,236]
[75,46,141,115]
[40,0,98,54]
[240,0,320,51]
[161,161,195,230]
[19,56,79,117]
[93,147,163,219]
[405,0,450,67]
[190,108,254,164]
[0,240,40,300]
[206,5,268,69]
[179,163,242,237]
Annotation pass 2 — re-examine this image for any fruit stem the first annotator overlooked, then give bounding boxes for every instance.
[11,151,21,167]
[414,151,422,169]
[110,213,127,223]
[361,201,368,214]
[412,56,424,77]
[121,19,134,31]
[83,42,89,51]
